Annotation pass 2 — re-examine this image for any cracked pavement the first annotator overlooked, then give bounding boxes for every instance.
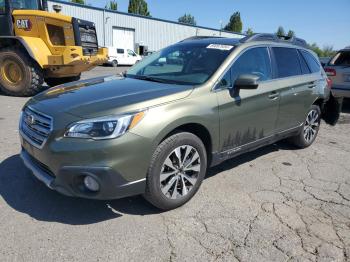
[0,68,350,262]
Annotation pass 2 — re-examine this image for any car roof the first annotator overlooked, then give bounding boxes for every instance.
[179,34,309,49]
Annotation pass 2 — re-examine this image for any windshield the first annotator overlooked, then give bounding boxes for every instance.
[126,43,235,85]
[11,0,40,10]
[329,50,350,66]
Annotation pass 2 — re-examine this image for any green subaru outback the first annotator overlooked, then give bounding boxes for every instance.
[19,34,340,210]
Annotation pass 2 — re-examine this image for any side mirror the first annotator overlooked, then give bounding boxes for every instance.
[234,74,259,90]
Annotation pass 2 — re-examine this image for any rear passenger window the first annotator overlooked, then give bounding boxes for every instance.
[298,51,311,74]
[273,47,301,78]
[231,47,272,83]
[330,51,350,66]
[301,50,321,73]
[117,49,124,54]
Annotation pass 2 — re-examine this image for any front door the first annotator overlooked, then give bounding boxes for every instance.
[216,47,280,153]
[0,0,13,36]
[126,49,137,65]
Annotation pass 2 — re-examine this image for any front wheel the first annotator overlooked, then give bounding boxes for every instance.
[144,132,207,210]
[0,48,44,96]
[289,105,321,148]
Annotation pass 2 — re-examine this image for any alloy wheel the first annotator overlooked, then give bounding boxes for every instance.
[160,145,201,199]
[304,109,320,143]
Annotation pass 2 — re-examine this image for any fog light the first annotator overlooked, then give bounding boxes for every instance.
[83,176,100,192]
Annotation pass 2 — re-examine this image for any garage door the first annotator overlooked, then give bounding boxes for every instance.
[112,27,135,51]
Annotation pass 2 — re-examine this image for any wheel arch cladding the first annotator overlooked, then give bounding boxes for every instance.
[160,123,213,166]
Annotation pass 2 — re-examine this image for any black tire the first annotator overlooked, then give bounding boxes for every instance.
[289,105,321,148]
[111,60,118,67]
[0,47,44,96]
[45,74,81,87]
[144,132,207,210]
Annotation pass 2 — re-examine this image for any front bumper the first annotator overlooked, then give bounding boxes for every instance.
[45,47,108,78]
[20,149,146,199]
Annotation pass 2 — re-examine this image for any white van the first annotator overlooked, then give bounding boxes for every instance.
[107,47,142,67]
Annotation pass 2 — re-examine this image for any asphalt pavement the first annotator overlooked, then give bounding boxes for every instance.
[0,66,349,262]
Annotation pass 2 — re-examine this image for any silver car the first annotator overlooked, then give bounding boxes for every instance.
[325,47,350,98]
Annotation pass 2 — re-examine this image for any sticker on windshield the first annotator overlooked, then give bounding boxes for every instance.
[206,44,233,51]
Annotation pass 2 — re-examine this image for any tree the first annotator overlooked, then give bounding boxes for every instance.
[308,43,336,57]
[276,26,285,36]
[245,28,254,36]
[178,14,196,26]
[105,0,117,10]
[322,45,336,57]
[287,30,295,38]
[224,12,243,33]
[128,0,150,16]
[308,43,323,57]
[71,0,85,4]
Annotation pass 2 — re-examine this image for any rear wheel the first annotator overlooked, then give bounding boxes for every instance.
[144,132,207,210]
[111,60,118,67]
[289,105,321,148]
[45,74,81,87]
[0,48,44,96]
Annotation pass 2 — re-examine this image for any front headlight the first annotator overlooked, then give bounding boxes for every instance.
[64,111,145,140]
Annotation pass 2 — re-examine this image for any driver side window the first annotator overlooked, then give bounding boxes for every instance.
[127,50,136,56]
[231,47,272,84]
[0,0,5,13]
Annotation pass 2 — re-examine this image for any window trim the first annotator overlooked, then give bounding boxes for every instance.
[213,45,273,91]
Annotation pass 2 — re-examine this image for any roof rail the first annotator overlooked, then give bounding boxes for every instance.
[240,33,308,47]
[180,36,224,42]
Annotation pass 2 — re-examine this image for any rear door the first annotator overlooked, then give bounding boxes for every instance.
[116,48,127,64]
[272,47,318,132]
[216,47,280,152]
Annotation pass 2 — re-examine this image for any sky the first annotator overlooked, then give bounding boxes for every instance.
[84,0,350,50]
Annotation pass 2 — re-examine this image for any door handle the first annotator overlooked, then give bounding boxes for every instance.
[268,91,279,100]
[307,81,317,89]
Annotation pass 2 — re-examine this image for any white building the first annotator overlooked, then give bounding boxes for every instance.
[48,0,244,53]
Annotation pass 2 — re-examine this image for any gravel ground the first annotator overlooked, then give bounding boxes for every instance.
[0,66,349,262]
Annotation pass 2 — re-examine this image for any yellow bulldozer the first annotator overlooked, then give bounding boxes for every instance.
[0,0,107,96]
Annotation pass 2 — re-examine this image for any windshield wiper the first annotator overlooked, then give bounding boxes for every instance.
[129,75,174,84]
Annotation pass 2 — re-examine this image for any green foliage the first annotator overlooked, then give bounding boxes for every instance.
[245,28,254,36]
[287,30,295,38]
[178,14,196,26]
[128,0,150,16]
[224,12,243,33]
[70,0,85,4]
[276,26,285,36]
[105,0,117,10]
[308,43,336,57]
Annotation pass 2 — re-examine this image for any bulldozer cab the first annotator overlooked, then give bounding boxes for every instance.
[0,0,107,96]
[0,0,47,36]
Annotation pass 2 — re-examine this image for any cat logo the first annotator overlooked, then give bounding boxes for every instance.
[16,19,32,31]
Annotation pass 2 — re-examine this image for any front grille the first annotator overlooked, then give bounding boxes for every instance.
[79,26,98,56]
[20,107,53,149]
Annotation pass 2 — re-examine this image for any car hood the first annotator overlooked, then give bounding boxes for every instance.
[27,75,193,118]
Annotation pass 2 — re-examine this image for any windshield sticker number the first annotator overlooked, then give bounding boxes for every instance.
[207,44,233,51]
